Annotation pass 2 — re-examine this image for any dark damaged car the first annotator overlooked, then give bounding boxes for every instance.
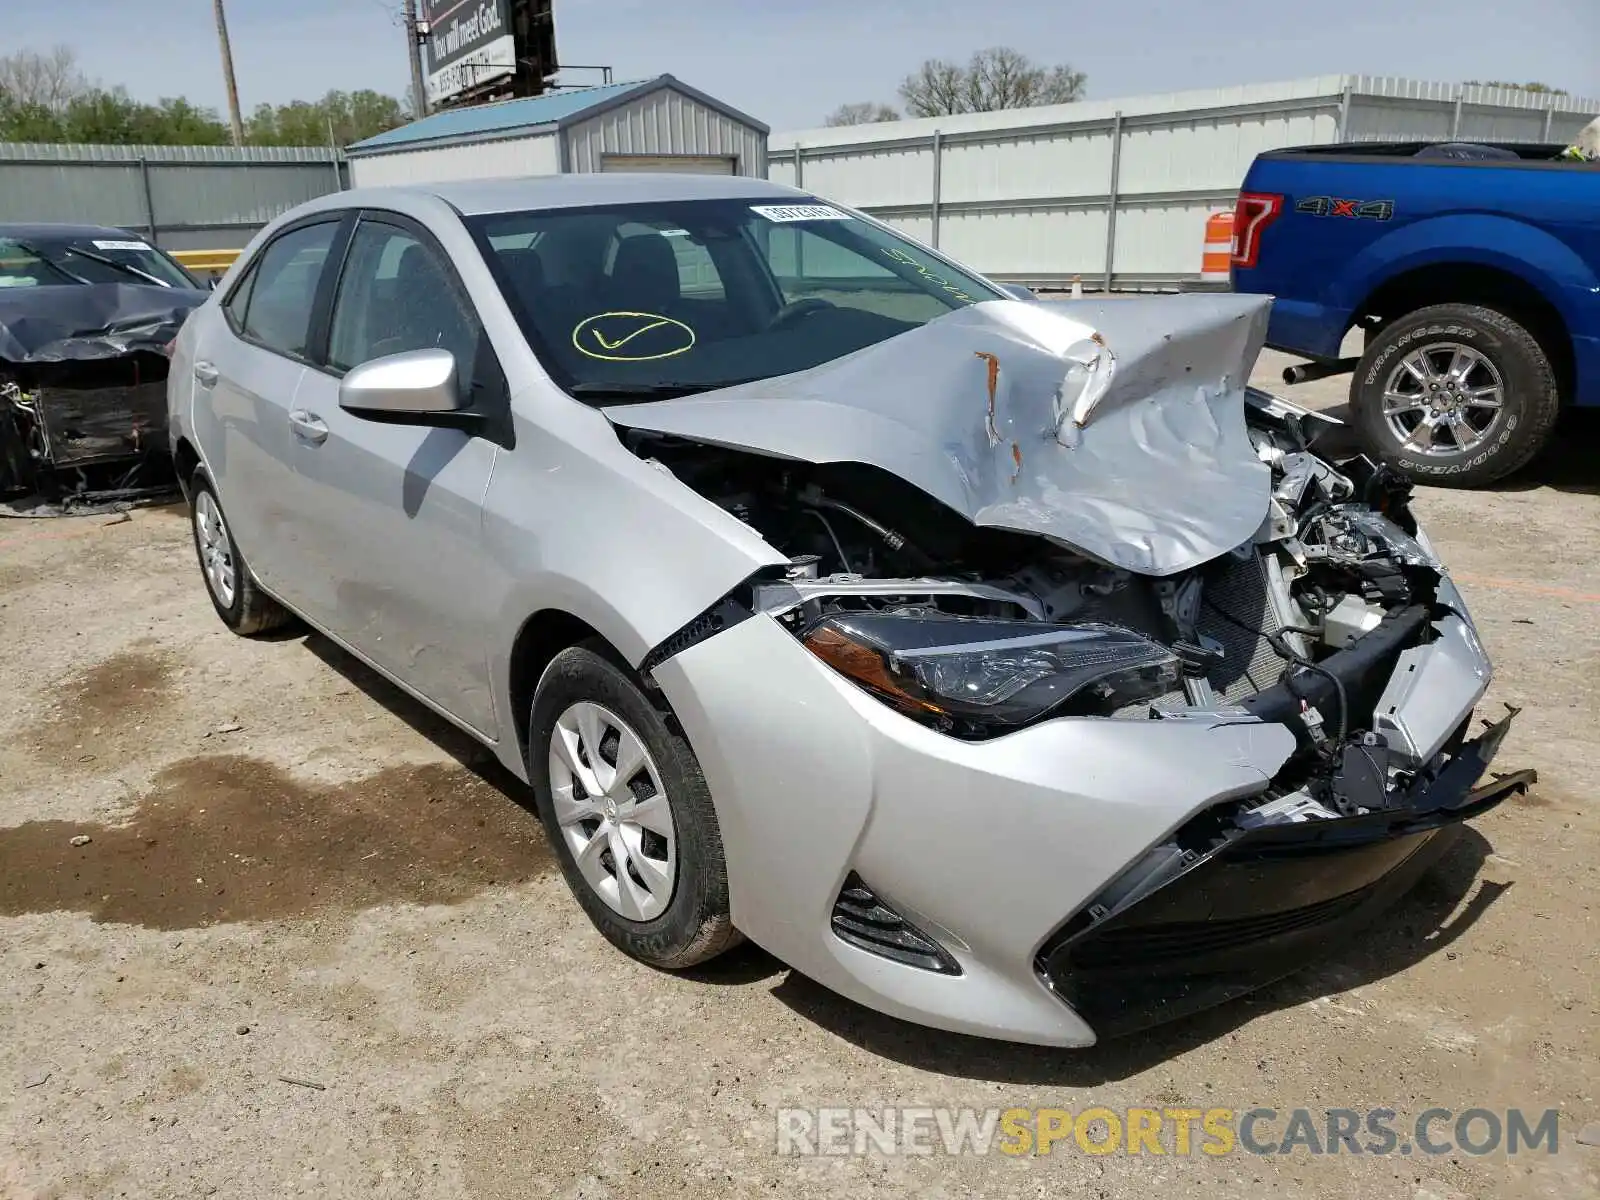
[166,177,1532,1046]
[0,225,206,506]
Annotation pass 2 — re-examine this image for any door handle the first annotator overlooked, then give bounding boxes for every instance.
[288,409,329,444]
[193,361,219,387]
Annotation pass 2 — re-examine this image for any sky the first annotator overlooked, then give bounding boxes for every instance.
[11,0,1599,133]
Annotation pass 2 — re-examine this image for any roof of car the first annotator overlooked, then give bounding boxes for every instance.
[0,223,147,241]
[337,173,810,217]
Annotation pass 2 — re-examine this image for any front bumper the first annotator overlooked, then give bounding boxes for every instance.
[652,588,1512,1047]
[1036,710,1532,1036]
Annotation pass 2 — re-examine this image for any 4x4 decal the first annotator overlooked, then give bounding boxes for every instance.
[1295,196,1395,220]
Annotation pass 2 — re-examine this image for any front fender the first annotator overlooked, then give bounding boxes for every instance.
[478,397,787,776]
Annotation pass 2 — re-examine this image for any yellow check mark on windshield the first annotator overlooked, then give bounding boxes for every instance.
[592,319,671,352]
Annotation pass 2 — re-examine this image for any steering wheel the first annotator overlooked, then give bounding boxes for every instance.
[766,297,836,331]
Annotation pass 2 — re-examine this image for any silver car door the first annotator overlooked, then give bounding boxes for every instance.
[190,218,342,604]
[287,213,502,736]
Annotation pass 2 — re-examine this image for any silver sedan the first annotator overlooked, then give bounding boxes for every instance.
[167,174,1529,1046]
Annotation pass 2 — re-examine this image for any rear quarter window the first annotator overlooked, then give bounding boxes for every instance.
[233,222,340,359]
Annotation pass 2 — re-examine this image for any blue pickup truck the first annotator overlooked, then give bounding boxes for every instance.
[1231,141,1598,486]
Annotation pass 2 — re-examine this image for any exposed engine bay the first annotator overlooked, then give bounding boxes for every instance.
[621,387,1503,837]
[1,357,172,509]
[0,283,198,512]
[590,291,1530,1042]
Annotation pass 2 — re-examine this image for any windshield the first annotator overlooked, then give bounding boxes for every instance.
[466,197,1003,400]
[0,235,196,290]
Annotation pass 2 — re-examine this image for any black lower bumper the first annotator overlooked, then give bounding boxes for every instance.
[1036,712,1534,1038]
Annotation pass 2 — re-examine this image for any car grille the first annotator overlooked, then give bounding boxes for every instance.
[1063,883,1378,970]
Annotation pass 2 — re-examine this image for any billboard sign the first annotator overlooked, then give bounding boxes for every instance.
[423,0,517,106]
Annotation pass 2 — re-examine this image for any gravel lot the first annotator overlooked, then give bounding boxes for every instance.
[1,353,1596,1199]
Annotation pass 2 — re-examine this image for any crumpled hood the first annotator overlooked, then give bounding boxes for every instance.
[0,283,207,364]
[603,294,1275,576]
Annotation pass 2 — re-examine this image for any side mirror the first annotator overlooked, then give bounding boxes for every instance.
[998,283,1038,303]
[339,348,464,418]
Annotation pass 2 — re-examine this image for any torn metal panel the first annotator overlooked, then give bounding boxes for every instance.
[603,295,1275,576]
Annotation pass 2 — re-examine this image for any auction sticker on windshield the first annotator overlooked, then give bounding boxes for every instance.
[750,205,851,223]
[92,240,151,252]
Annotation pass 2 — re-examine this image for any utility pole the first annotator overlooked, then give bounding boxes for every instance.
[212,0,245,146]
[402,0,429,119]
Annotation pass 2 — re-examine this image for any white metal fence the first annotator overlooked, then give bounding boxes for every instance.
[768,76,1600,291]
[0,142,347,251]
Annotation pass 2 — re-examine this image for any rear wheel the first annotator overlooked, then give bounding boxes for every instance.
[1351,304,1560,487]
[189,478,291,636]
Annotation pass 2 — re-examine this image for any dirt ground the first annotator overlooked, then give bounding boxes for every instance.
[1,357,1596,1199]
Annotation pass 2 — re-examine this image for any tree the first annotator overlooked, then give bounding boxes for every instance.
[0,45,87,114]
[1465,80,1567,94]
[825,102,900,126]
[0,44,407,148]
[900,47,1086,117]
[245,90,407,146]
[0,93,62,142]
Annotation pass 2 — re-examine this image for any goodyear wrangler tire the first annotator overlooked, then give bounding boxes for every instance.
[1351,304,1560,488]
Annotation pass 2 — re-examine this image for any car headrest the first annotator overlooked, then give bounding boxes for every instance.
[499,247,548,302]
[608,233,680,311]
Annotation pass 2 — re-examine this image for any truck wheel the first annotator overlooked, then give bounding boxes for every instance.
[1351,304,1560,488]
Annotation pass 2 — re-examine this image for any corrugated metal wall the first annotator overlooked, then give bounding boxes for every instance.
[770,76,1600,289]
[349,132,561,187]
[0,142,345,250]
[564,88,767,176]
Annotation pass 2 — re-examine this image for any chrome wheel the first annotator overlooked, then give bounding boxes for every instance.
[1381,342,1505,457]
[194,490,237,608]
[548,701,676,921]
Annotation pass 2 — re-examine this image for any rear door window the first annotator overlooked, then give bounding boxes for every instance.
[238,221,340,360]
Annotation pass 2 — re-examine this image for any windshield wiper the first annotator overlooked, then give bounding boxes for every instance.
[569,379,760,402]
[9,240,92,285]
[61,245,172,288]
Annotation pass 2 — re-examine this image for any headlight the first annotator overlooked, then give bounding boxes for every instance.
[801,610,1179,730]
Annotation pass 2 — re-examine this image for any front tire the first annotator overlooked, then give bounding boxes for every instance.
[188,478,290,636]
[1350,303,1560,488]
[528,642,739,969]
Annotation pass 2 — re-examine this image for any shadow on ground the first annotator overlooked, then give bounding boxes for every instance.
[300,632,525,793]
[1490,408,1600,496]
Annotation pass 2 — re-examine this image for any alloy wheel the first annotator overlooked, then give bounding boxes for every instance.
[1381,341,1505,457]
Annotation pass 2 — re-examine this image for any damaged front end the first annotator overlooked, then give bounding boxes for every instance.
[608,295,1530,1034]
[0,285,201,511]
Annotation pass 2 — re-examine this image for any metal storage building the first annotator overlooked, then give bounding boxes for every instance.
[346,75,769,187]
